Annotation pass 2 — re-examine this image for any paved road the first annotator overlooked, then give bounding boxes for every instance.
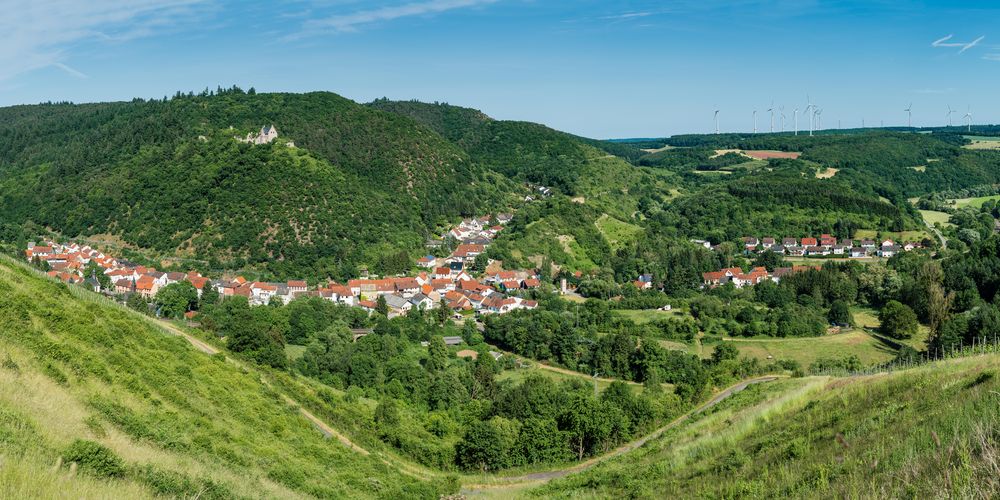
[461,375,781,494]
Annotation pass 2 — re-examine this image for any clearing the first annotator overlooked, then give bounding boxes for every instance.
[815,167,839,179]
[722,330,897,368]
[919,209,953,227]
[962,135,1000,150]
[950,194,1000,209]
[594,214,643,251]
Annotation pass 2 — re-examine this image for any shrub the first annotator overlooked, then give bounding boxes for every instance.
[63,439,125,479]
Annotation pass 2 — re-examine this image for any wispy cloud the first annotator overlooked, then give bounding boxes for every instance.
[600,12,654,20]
[52,63,89,79]
[0,0,209,81]
[300,0,498,35]
[931,33,985,54]
[983,52,1000,61]
[913,88,956,94]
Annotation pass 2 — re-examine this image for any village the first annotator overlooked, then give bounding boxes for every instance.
[25,213,542,319]
[738,234,924,258]
[700,233,926,289]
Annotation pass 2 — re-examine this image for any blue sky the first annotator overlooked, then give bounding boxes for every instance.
[3,0,1000,138]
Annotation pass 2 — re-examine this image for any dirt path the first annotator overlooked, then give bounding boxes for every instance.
[152,316,780,492]
[151,319,376,455]
[531,360,644,386]
[153,319,219,355]
[461,375,781,494]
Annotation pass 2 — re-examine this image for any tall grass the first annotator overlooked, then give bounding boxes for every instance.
[0,257,451,498]
[533,355,1000,499]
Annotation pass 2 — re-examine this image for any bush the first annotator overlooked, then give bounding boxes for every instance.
[63,439,125,479]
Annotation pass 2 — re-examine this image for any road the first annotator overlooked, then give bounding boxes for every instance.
[924,218,947,249]
[461,375,781,494]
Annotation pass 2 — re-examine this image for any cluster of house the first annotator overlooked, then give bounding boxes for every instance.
[702,265,823,289]
[26,212,543,319]
[26,241,213,300]
[741,235,921,258]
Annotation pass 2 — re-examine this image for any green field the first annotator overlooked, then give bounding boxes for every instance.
[614,308,691,324]
[497,364,631,394]
[919,209,953,227]
[724,330,896,368]
[285,343,307,361]
[950,194,1000,209]
[854,229,931,242]
[594,214,643,251]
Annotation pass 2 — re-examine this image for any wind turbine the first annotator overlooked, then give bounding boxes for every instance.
[815,108,823,131]
[714,108,720,135]
[803,95,815,136]
[947,105,955,127]
[904,103,912,128]
[753,109,758,134]
[964,106,973,132]
[767,101,775,133]
[780,106,786,132]
[793,107,799,135]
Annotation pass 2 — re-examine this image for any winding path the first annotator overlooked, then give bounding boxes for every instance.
[152,316,782,492]
[460,375,781,494]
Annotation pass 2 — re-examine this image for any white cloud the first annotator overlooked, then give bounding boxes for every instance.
[301,0,498,34]
[0,0,208,81]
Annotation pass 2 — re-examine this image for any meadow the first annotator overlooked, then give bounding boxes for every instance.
[532,353,1000,498]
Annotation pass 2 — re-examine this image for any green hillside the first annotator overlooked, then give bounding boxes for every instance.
[0,256,452,498]
[368,99,676,271]
[0,90,517,278]
[526,354,1000,498]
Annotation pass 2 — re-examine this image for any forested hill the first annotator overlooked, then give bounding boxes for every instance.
[0,89,517,278]
[367,99,650,194]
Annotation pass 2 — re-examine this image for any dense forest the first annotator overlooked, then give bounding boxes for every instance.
[0,89,517,278]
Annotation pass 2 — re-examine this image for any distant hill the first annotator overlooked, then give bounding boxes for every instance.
[0,90,518,278]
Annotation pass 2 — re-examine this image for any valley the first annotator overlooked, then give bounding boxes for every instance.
[2,91,1000,499]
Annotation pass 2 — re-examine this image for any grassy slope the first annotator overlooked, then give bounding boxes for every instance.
[533,354,1000,498]
[0,257,449,498]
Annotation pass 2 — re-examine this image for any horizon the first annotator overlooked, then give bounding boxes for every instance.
[4,1,1000,138]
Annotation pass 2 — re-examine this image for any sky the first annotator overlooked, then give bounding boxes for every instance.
[2,0,1000,138]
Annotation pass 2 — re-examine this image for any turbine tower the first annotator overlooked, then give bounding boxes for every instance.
[714,109,720,135]
[780,106,786,132]
[964,106,973,132]
[904,103,912,128]
[947,105,955,127]
[815,109,823,131]
[767,101,774,133]
[794,107,799,135]
[753,110,757,134]
[803,95,815,136]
